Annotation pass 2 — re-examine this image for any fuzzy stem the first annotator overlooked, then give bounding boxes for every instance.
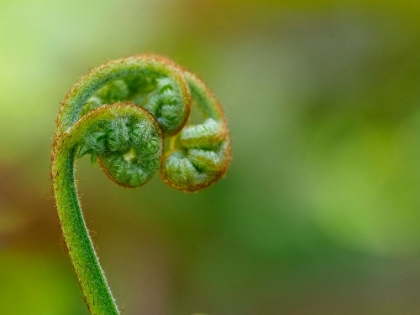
[52,147,119,315]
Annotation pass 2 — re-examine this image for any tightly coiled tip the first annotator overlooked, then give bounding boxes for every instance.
[54,54,231,192]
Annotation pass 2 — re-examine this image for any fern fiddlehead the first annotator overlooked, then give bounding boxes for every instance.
[51,55,231,315]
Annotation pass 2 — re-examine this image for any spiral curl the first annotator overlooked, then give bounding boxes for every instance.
[51,55,231,315]
[54,55,231,192]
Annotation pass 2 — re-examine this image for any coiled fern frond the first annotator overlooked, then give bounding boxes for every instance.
[51,55,231,315]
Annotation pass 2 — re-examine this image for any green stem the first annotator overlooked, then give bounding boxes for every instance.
[52,147,119,315]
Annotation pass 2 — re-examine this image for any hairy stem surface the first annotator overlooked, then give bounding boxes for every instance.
[52,148,119,315]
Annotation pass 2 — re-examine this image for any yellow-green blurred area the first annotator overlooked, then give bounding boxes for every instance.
[2,0,420,314]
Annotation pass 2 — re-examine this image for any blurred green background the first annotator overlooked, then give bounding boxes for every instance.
[1,0,420,314]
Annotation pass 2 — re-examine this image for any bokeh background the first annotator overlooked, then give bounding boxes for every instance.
[1,0,420,314]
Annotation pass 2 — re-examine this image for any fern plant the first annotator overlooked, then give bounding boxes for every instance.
[51,55,231,315]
